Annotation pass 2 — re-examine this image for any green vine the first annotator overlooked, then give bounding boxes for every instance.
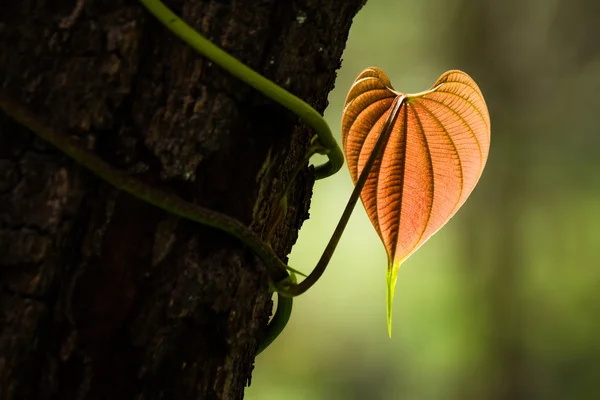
[0,0,382,355]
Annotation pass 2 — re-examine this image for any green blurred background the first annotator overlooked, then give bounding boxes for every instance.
[248,0,600,398]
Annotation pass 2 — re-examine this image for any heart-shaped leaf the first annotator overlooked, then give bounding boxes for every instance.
[341,67,491,336]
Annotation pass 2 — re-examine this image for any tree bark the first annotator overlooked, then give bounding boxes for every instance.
[0,0,365,398]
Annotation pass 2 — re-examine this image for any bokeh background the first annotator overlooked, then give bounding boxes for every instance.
[247,0,600,399]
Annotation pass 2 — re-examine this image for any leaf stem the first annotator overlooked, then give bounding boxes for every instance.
[282,95,406,296]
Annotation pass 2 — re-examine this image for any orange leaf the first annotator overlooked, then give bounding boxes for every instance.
[341,68,491,336]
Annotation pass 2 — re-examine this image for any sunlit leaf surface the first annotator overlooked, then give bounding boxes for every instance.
[341,67,491,336]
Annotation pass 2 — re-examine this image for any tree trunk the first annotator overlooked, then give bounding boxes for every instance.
[0,0,365,398]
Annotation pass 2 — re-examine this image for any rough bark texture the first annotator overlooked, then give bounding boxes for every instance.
[0,0,365,398]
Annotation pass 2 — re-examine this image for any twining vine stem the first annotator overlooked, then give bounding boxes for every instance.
[0,0,402,354]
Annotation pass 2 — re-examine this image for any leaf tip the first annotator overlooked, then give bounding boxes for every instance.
[386,261,400,338]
